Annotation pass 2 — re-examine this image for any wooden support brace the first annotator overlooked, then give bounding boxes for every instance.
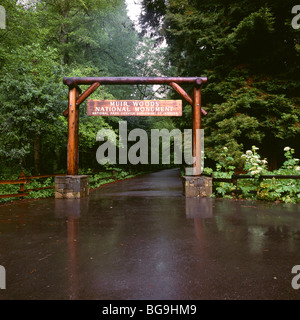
[63,82,101,116]
[76,82,100,106]
[169,82,207,116]
[170,82,193,105]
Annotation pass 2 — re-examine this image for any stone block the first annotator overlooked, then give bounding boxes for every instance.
[55,175,89,199]
[182,176,212,198]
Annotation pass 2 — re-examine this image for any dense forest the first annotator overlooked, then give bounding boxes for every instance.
[0,0,168,176]
[140,0,300,170]
[0,0,299,178]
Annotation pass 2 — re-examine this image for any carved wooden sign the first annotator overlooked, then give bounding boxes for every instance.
[87,99,182,117]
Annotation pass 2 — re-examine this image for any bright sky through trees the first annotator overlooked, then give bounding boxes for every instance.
[125,0,142,26]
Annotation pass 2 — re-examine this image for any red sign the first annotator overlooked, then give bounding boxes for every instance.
[87,99,182,117]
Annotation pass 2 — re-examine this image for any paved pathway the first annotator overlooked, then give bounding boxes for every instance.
[0,169,300,299]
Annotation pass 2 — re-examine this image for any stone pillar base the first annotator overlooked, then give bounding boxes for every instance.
[182,176,212,197]
[55,175,89,199]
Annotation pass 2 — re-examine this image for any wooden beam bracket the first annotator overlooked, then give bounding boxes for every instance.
[169,82,207,116]
[63,82,101,116]
[76,82,100,106]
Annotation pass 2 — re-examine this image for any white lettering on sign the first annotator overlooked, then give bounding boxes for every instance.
[87,100,182,117]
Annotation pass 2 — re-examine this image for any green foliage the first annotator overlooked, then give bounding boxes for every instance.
[0,0,158,175]
[241,145,268,176]
[140,0,300,170]
[278,147,300,173]
[25,178,55,199]
[211,146,300,203]
[0,176,55,203]
[204,74,300,168]
[87,169,136,189]
[0,43,66,171]
[210,146,237,199]
[215,147,236,174]
[0,167,146,203]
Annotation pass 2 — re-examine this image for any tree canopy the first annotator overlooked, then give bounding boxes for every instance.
[140,0,300,169]
[0,0,162,174]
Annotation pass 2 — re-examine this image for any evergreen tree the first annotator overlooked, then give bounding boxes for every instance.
[140,0,300,169]
[0,0,144,173]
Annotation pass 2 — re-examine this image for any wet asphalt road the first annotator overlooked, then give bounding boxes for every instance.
[0,168,300,300]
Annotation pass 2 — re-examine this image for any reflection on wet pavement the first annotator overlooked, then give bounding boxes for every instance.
[0,168,300,299]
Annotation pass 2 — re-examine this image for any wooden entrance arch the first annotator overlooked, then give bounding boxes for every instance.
[63,77,207,175]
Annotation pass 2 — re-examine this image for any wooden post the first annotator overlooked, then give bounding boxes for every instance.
[192,84,201,175]
[75,89,79,174]
[67,87,79,175]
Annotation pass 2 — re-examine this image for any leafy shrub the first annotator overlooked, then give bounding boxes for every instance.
[211,146,300,203]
